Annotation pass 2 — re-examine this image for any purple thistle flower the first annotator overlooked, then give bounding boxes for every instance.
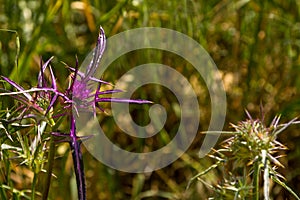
[60,26,152,200]
[1,26,151,200]
[72,81,91,100]
[66,27,152,114]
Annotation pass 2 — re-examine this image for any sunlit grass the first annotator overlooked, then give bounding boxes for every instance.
[1,0,300,199]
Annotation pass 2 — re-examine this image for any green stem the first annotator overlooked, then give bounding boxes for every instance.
[42,115,63,199]
[253,161,260,200]
[31,172,38,200]
[42,135,55,200]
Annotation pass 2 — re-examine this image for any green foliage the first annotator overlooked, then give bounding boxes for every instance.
[1,0,300,199]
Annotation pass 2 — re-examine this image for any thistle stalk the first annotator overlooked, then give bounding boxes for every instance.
[69,115,86,200]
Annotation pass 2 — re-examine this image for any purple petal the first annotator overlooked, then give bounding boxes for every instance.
[69,56,80,93]
[65,66,84,79]
[95,89,124,95]
[84,26,106,80]
[88,76,111,85]
[95,103,106,113]
[51,132,70,137]
[38,56,54,88]
[96,97,153,104]
[0,88,30,104]
[67,66,112,86]
[1,76,32,101]
[49,64,57,90]
[45,93,58,115]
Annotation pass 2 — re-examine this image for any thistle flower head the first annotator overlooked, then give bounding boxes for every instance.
[72,80,92,101]
[64,26,152,115]
[189,110,300,199]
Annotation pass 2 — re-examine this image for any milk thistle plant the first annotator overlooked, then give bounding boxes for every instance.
[188,110,300,200]
[0,27,151,200]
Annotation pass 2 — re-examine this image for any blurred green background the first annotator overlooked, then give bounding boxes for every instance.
[1,0,300,199]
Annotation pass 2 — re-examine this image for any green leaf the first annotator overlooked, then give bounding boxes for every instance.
[0,122,13,141]
[271,175,300,200]
[1,143,22,152]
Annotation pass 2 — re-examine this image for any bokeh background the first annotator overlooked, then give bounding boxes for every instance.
[1,0,300,199]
